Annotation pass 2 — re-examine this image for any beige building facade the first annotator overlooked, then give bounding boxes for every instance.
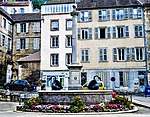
[77,0,147,92]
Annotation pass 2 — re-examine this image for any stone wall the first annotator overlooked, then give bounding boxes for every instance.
[39,90,113,104]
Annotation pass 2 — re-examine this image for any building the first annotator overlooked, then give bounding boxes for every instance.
[11,13,41,80]
[0,6,13,86]
[41,0,76,90]
[0,1,33,14]
[77,0,147,92]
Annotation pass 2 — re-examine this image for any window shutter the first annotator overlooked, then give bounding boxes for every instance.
[17,23,20,33]
[36,22,40,32]
[77,28,81,39]
[137,7,142,18]
[16,39,20,50]
[94,27,99,39]
[89,28,92,39]
[26,23,29,33]
[77,12,81,22]
[33,22,36,32]
[88,11,92,21]
[5,38,8,48]
[112,9,116,20]
[99,49,103,61]
[113,48,117,61]
[124,8,128,19]
[106,9,110,20]
[125,26,129,37]
[131,48,135,61]
[98,10,102,21]
[129,8,133,19]
[25,38,29,49]
[33,38,40,49]
[112,26,116,38]
[126,48,130,61]
[106,27,111,39]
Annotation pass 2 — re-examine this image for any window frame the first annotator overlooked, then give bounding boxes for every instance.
[99,48,108,62]
[50,53,59,67]
[81,49,90,62]
[66,19,72,30]
[50,36,59,48]
[50,20,59,31]
[65,35,72,48]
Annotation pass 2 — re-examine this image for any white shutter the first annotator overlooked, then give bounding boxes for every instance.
[26,23,29,33]
[36,22,40,32]
[106,27,111,39]
[33,22,36,32]
[112,26,116,38]
[25,38,29,49]
[16,39,20,50]
[33,38,40,49]
[94,27,99,39]
[17,23,20,33]
[5,38,8,48]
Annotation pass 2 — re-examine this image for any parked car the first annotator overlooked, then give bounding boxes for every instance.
[3,80,34,91]
[82,80,104,90]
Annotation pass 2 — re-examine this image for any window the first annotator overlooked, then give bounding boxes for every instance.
[50,36,59,48]
[60,78,64,86]
[50,54,59,66]
[119,72,124,86]
[2,35,5,46]
[2,18,6,28]
[78,11,92,22]
[66,19,72,30]
[95,27,110,39]
[66,53,72,65]
[66,35,72,47]
[81,72,87,85]
[129,7,142,19]
[78,28,92,39]
[33,38,40,50]
[33,22,40,32]
[99,48,107,62]
[51,20,59,31]
[20,8,25,13]
[81,49,89,62]
[98,9,110,21]
[134,25,143,37]
[135,47,144,61]
[16,38,29,50]
[113,48,125,61]
[112,8,128,20]
[17,23,29,33]
[8,22,12,32]
[112,26,129,38]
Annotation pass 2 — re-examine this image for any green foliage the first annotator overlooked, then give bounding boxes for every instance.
[69,96,85,113]
[32,0,46,9]
[115,96,132,108]
[8,0,16,2]
[23,96,43,110]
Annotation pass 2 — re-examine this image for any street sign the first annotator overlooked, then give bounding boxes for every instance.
[111,77,115,82]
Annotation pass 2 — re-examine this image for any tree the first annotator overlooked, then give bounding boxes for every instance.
[32,0,45,9]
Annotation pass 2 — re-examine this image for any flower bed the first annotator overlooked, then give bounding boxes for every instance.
[16,95,134,113]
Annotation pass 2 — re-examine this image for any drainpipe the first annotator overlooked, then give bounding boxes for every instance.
[11,22,14,80]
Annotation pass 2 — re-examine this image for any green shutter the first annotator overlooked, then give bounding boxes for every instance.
[106,9,110,20]
[125,26,129,37]
[113,48,117,61]
[112,9,116,20]
[88,11,92,21]
[89,28,92,39]
[94,27,99,39]
[129,8,133,19]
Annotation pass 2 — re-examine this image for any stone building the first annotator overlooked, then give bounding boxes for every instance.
[0,6,13,85]
[11,13,41,80]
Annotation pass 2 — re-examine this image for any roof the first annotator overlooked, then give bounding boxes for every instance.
[0,6,13,22]
[77,0,142,9]
[46,0,75,4]
[11,13,41,22]
[17,51,40,62]
[0,1,30,6]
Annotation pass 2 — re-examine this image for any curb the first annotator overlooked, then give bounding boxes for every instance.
[14,106,138,115]
[132,100,150,109]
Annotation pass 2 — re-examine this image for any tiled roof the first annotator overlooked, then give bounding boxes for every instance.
[0,1,29,6]
[11,13,41,22]
[17,51,40,62]
[46,0,75,4]
[77,0,141,9]
[0,6,13,21]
